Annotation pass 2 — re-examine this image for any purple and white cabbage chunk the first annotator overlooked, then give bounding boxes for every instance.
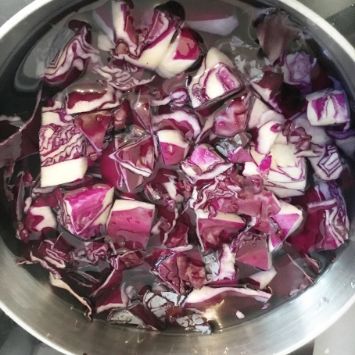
[204,244,237,286]
[213,95,250,137]
[21,196,57,241]
[106,199,156,250]
[181,144,232,183]
[57,184,114,239]
[188,47,243,108]
[110,1,201,78]
[254,10,299,64]
[157,129,189,166]
[39,123,88,187]
[181,0,239,36]
[243,141,307,198]
[271,201,303,250]
[288,114,344,180]
[153,109,201,140]
[282,52,315,90]
[288,181,349,253]
[184,286,271,309]
[306,89,350,126]
[65,83,121,115]
[232,231,272,270]
[156,27,202,79]
[44,21,100,87]
[94,61,156,91]
[308,144,343,181]
[148,248,206,295]
[196,209,245,251]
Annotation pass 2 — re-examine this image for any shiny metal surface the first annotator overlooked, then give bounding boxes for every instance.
[0,1,355,355]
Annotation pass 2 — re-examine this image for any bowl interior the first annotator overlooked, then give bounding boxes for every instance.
[0,1,355,354]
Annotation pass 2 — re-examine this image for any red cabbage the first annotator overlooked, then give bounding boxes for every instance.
[19,236,72,275]
[231,232,271,271]
[151,87,190,108]
[162,217,190,248]
[23,197,57,239]
[291,114,331,149]
[71,241,110,264]
[112,1,139,55]
[213,94,249,137]
[95,60,155,91]
[184,286,271,310]
[129,87,152,131]
[256,120,282,154]
[49,273,93,318]
[153,109,201,140]
[39,123,88,187]
[182,0,238,36]
[190,171,281,239]
[254,10,299,64]
[247,267,277,289]
[243,142,307,198]
[282,52,315,90]
[284,115,343,180]
[148,248,206,294]
[151,205,179,242]
[110,1,202,80]
[251,71,305,119]
[188,47,243,108]
[215,133,251,163]
[204,243,237,286]
[247,96,285,129]
[175,312,211,334]
[57,183,114,239]
[269,252,314,298]
[189,170,242,215]
[143,290,185,321]
[135,5,181,68]
[251,72,283,109]
[126,302,166,330]
[113,99,130,130]
[91,269,128,313]
[65,83,121,115]
[100,142,125,191]
[144,169,192,208]
[106,199,155,249]
[157,129,189,166]
[308,144,343,181]
[44,21,100,87]
[181,144,232,183]
[109,126,155,177]
[74,110,112,160]
[288,181,349,253]
[41,97,72,126]
[115,3,182,71]
[110,250,144,270]
[306,89,350,126]
[7,0,352,335]
[271,200,303,250]
[108,308,144,326]
[156,27,202,78]
[0,89,42,169]
[326,126,355,160]
[196,209,245,250]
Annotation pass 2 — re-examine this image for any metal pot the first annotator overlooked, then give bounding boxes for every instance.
[0,1,354,354]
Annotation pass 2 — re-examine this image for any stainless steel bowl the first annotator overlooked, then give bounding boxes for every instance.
[0,1,355,354]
